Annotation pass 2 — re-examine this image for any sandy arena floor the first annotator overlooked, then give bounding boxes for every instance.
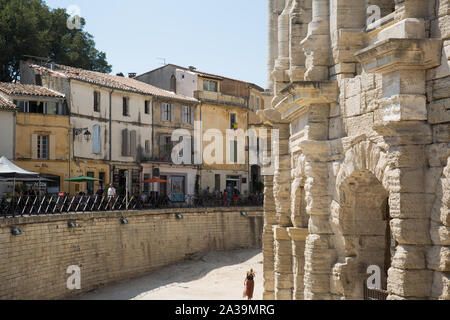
[74,248,263,300]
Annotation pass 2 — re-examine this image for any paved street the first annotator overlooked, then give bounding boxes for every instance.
[74,249,263,300]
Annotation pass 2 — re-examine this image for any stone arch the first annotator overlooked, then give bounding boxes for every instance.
[335,140,390,199]
[428,157,450,300]
[330,141,393,299]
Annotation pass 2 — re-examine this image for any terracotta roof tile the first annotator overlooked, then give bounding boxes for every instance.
[0,82,64,98]
[0,95,16,110]
[30,63,198,103]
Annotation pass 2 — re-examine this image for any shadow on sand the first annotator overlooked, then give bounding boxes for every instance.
[70,248,262,300]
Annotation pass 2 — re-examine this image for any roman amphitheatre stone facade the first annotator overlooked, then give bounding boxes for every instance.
[260,0,450,300]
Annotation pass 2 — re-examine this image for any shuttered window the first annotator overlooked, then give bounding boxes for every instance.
[130,130,137,157]
[203,80,218,92]
[161,103,173,122]
[229,140,238,163]
[122,129,129,156]
[94,91,101,112]
[123,97,130,116]
[181,106,193,124]
[92,125,101,154]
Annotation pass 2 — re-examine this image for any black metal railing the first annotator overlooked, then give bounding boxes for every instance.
[0,194,263,217]
[364,282,389,300]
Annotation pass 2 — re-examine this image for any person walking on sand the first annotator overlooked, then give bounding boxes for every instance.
[244,269,255,300]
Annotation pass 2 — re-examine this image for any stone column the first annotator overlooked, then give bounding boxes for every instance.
[272,122,294,299]
[272,0,293,97]
[301,103,335,300]
[262,174,276,300]
[267,0,284,91]
[289,227,308,299]
[301,0,331,81]
[288,0,312,82]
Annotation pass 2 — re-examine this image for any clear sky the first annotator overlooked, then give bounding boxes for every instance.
[43,0,268,88]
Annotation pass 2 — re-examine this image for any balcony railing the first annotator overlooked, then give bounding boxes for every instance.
[0,194,263,217]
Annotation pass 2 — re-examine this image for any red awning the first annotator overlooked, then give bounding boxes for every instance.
[141,178,168,184]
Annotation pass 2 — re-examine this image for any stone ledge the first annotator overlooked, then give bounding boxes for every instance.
[0,207,263,227]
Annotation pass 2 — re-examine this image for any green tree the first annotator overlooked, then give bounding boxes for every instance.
[0,0,111,82]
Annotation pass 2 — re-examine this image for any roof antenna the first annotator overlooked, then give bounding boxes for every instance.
[156,57,167,65]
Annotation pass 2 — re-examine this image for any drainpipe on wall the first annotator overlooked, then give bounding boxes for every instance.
[12,110,16,161]
[152,98,155,161]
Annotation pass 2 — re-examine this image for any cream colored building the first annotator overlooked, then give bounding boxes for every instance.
[20,61,197,196]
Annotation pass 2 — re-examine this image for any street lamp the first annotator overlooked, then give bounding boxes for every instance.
[73,128,91,141]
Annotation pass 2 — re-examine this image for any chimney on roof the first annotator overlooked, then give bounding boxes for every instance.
[116,72,124,77]
[188,66,196,71]
[128,72,137,79]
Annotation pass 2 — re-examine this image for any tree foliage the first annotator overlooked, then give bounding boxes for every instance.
[0,0,112,82]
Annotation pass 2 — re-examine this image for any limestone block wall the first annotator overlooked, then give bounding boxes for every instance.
[0,207,263,300]
[263,0,450,300]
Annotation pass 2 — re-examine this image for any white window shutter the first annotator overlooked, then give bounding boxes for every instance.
[49,135,56,160]
[161,103,164,121]
[190,106,194,124]
[31,134,38,159]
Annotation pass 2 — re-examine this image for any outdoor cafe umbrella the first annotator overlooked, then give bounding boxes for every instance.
[0,156,40,194]
[0,156,41,212]
[140,178,168,184]
[65,176,102,182]
[0,156,39,179]
[141,178,168,198]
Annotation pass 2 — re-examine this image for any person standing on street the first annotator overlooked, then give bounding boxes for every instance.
[244,269,255,300]
[107,184,116,209]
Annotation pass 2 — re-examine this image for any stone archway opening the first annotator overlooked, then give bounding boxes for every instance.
[334,169,392,299]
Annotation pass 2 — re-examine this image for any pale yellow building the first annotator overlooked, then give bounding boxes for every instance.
[0,82,71,194]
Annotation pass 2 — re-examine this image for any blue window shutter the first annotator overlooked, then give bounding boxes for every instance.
[170,104,174,122]
[93,125,101,154]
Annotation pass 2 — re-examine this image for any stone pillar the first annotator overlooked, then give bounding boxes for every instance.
[272,122,294,299]
[289,227,308,299]
[301,103,335,300]
[268,0,285,91]
[301,0,331,81]
[274,226,294,299]
[262,174,276,300]
[272,0,293,97]
[288,0,312,82]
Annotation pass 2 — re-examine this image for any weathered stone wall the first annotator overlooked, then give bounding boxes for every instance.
[0,207,263,300]
[263,0,449,300]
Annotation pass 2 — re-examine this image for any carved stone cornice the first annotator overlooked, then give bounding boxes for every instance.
[355,38,442,74]
[273,81,338,121]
